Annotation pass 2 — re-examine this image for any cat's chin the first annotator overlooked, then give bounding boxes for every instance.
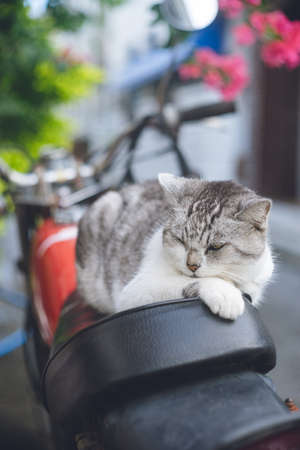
[189,270,219,279]
[177,268,201,278]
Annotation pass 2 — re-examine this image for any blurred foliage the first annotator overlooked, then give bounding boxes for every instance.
[0,148,30,213]
[46,0,128,30]
[100,0,127,6]
[0,149,31,172]
[46,0,87,31]
[0,0,107,174]
[150,3,189,48]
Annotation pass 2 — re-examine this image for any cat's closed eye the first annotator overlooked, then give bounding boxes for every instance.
[173,235,184,245]
[207,243,226,252]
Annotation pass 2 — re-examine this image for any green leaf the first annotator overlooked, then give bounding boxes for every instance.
[0,0,104,162]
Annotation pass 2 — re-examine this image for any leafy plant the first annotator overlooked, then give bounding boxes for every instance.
[0,0,105,172]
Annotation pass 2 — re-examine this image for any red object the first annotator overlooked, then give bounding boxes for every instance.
[31,218,78,345]
[243,429,300,449]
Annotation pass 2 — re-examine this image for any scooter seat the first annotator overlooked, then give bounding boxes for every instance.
[43,292,275,424]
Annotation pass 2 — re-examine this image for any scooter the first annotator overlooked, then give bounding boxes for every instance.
[0,99,299,450]
[1,1,300,448]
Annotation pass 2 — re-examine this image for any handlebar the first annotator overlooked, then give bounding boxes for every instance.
[0,101,236,189]
[179,100,235,123]
[93,100,236,175]
[0,158,94,188]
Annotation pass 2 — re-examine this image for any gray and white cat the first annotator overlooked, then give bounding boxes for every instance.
[76,174,273,320]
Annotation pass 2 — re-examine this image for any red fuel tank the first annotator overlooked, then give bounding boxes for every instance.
[31,219,77,345]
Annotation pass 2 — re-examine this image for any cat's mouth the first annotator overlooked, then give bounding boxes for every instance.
[179,267,202,278]
[180,268,201,278]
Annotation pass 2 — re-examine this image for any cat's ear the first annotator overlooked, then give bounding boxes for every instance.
[236,198,272,230]
[158,173,186,203]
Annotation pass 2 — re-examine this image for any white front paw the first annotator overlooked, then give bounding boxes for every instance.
[198,279,245,320]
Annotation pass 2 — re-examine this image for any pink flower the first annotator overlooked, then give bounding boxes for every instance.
[250,11,268,34]
[219,0,243,18]
[261,40,300,68]
[245,0,261,5]
[203,70,223,88]
[233,23,256,46]
[250,11,293,39]
[195,48,219,65]
[179,49,249,100]
[286,21,300,51]
[265,11,293,38]
[221,84,243,100]
[202,51,249,99]
[178,64,202,80]
[258,18,300,69]
[261,41,288,67]
[218,55,250,99]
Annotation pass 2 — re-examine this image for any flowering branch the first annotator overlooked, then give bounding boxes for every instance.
[179,50,249,100]
[179,0,300,100]
[221,0,300,68]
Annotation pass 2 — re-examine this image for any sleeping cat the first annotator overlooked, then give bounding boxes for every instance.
[76,174,273,320]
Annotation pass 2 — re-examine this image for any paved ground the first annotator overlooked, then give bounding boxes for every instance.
[0,346,53,449]
[260,254,300,404]
[0,218,54,448]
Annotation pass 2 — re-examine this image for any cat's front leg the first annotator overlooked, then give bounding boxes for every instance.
[183,278,245,320]
[238,281,262,306]
[114,273,190,313]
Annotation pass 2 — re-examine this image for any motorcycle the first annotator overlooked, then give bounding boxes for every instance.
[0,1,300,448]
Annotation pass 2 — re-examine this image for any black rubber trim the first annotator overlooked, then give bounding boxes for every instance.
[222,413,300,449]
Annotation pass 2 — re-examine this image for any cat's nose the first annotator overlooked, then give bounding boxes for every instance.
[187,263,200,273]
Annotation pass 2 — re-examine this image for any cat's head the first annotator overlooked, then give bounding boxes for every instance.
[158,173,271,281]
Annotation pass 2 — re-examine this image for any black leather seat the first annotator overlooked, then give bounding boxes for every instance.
[43,293,276,423]
[43,293,300,449]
